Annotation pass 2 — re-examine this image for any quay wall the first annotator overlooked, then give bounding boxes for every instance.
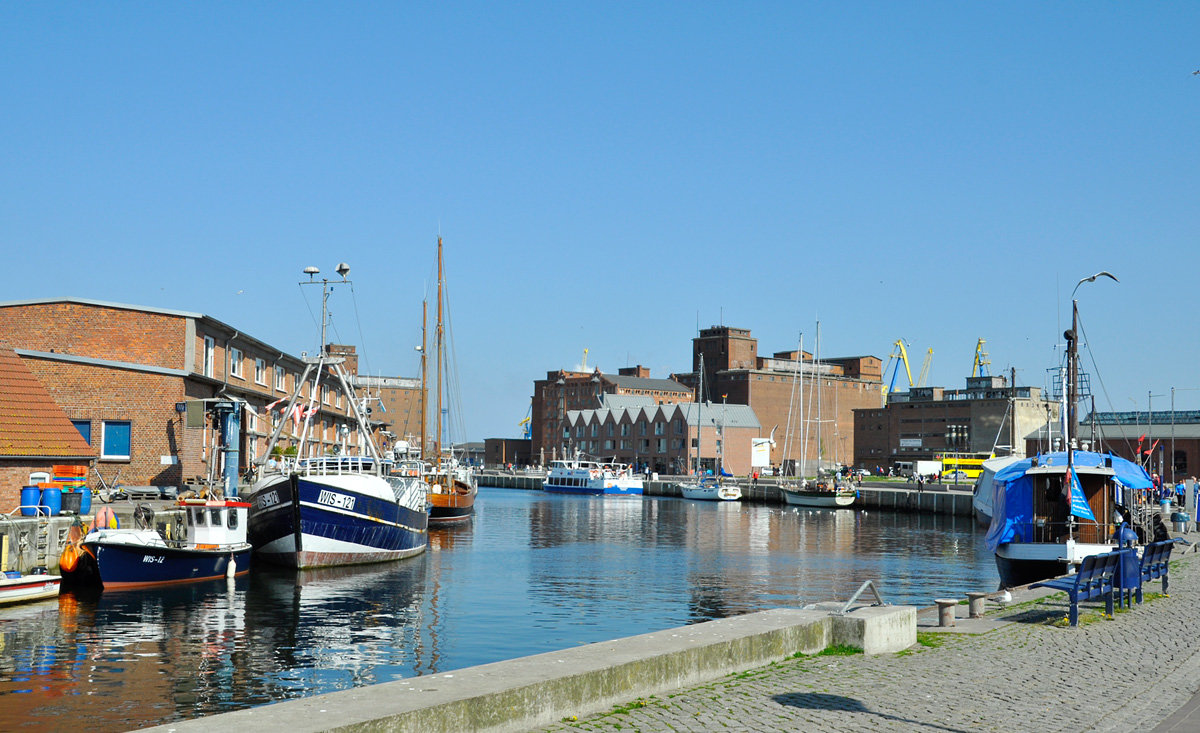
[0,503,184,573]
[477,472,974,517]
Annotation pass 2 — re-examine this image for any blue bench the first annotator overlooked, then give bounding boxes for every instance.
[1030,550,1121,626]
[1133,539,1177,603]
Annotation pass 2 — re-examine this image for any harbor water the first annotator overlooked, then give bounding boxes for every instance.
[0,486,999,732]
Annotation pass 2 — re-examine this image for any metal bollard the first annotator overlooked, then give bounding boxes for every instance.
[935,598,957,627]
[966,592,988,619]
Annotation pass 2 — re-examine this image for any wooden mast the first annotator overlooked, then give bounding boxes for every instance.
[435,236,445,462]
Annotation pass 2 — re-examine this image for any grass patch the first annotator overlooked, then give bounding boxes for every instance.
[818,644,863,657]
[916,632,947,648]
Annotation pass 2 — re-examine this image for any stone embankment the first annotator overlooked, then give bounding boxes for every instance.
[479,471,976,517]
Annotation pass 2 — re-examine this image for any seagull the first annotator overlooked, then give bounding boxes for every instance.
[1071,271,1119,299]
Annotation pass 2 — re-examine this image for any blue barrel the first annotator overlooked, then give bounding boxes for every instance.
[39,487,62,517]
[20,486,40,516]
[78,488,92,516]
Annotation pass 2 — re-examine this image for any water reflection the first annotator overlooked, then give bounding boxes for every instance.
[0,488,997,731]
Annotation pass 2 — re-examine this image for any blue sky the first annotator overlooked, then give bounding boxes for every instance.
[3,4,1199,441]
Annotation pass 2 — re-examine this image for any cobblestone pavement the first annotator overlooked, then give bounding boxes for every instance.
[540,550,1200,733]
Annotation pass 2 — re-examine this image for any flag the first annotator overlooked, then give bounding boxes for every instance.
[1067,467,1096,521]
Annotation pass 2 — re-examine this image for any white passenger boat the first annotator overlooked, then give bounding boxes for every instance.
[543,457,643,496]
[678,476,742,501]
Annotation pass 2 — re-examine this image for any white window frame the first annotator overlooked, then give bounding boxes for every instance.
[100,420,132,460]
[275,365,286,391]
[255,358,267,385]
[203,336,215,377]
[230,347,244,378]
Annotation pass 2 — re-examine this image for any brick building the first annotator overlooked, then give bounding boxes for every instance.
[530,365,693,464]
[675,327,883,472]
[853,375,1060,472]
[563,395,761,475]
[0,298,415,490]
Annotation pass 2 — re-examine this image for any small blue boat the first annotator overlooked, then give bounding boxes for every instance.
[74,500,251,589]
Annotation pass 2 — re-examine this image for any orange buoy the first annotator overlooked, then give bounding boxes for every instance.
[59,543,79,572]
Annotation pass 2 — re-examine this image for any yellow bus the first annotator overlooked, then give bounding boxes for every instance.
[938,455,988,481]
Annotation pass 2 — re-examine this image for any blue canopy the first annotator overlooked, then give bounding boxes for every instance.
[985,451,1151,552]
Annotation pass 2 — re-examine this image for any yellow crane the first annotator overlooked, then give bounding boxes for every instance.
[882,340,914,398]
[915,347,933,387]
[971,338,990,378]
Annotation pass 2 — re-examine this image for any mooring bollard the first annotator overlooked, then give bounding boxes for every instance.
[935,598,957,627]
[966,591,988,619]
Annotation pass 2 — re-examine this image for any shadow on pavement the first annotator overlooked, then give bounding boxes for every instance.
[772,692,971,732]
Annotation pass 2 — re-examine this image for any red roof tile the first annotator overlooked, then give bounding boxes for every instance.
[0,343,95,459]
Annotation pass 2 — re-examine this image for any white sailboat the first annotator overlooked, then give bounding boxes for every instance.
[780,324,856,508]
[677,355,742,502]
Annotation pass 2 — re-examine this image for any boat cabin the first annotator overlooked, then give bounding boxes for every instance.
[1025,462,1116,545]
[182,500,250,547]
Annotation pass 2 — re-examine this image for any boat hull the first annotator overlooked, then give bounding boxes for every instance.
[428,477,476,524]
[679,483,742,501]
[86,539,250,589]
[781,488,856,508]
[994,541,1116,588]
[249,474,428,569]
[543,481,643,496]
[0,574,61,605]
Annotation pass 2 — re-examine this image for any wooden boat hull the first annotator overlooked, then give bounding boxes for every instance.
[249,473,428,569]
[0,573,61,606]
[781,487,856,508]
[428,477,476,523]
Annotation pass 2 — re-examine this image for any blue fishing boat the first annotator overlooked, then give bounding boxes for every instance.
[247,457,429,568]
[71,499,251,589]
[245,263,430,569]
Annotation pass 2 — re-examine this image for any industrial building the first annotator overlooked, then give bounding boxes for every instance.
[853,375,1060,472]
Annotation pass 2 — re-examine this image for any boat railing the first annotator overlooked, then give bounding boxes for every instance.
[297,456,381,477]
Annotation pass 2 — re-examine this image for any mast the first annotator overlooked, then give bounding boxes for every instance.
[695,354,703,475]
[420,298,428,460]
[1064,299,1079,536]
[435,236,445,462]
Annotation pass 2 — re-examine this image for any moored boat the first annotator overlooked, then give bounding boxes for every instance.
[780,480,856,508]
[543,457,644,496]
[678,476,742,502]
[423,237,478,524]
[67,499,251,589]
[249,458,429,568]
[986,271,1155,588]
[246,263,430,569]
[0,570,61,606]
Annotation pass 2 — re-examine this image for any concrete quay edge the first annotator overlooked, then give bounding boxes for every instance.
[142,604,916,733]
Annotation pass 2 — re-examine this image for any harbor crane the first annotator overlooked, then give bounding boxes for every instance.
[971,338,991,378]
[883,339,933,399]
[882,340,914,399]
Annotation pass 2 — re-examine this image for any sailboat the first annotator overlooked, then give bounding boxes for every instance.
[677,355,742,502]
[246,264,430,569]
[780,325,856,508]
[985,275,1154,587]
[424,237,478,523]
